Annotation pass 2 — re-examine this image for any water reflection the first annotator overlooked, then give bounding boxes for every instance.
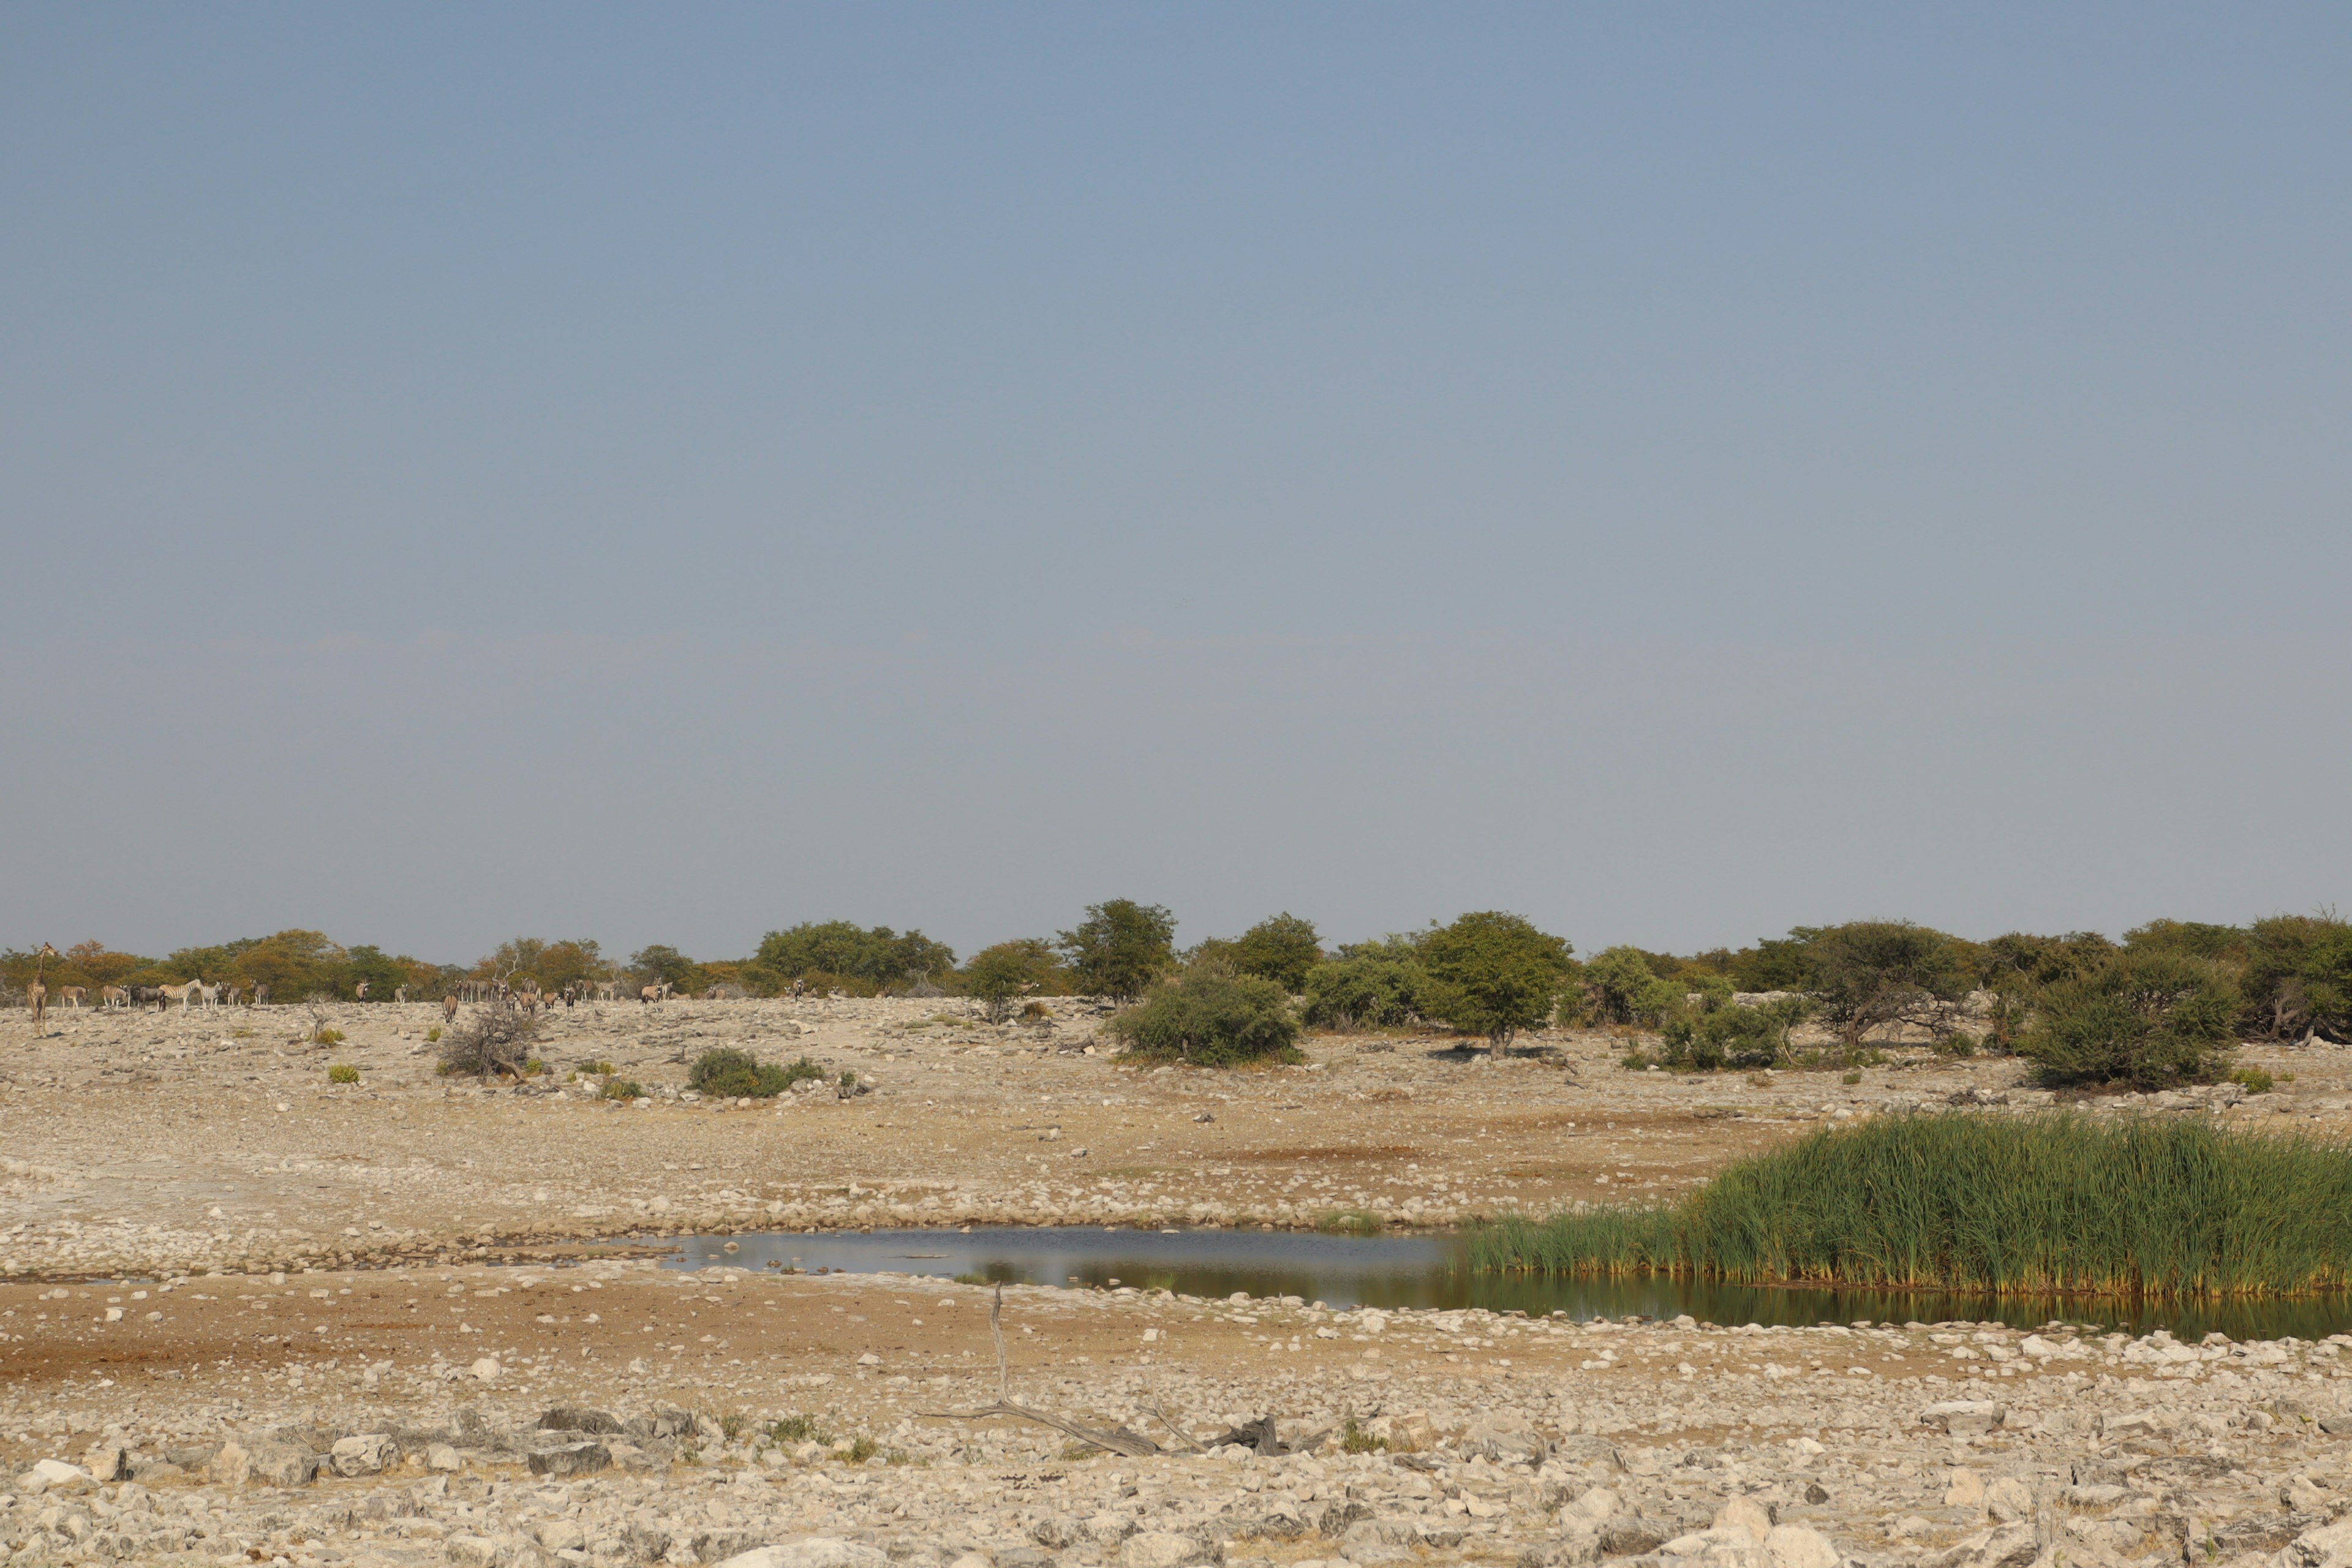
[645,1226,2352,1341]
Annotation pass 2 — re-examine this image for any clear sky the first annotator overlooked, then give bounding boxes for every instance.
[5,4,2347,966]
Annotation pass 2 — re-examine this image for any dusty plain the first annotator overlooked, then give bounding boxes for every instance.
[4,997,2352,1568]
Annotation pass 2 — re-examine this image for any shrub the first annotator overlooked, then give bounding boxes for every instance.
[1108,967,1300,1066]
[584,1059,616,1076]
[313,1027,346,1046]
[1341,1418,1389,1453]
[2241,913,2352,1042]
[2232,1067,2275,1095]
[1473,1110,2352,1298]
[1058,900,1178,1001]
[1658,995,1809,1071]
[2018,951,2240,1089]
[688,1047,825,1098]
[1224,913,1324,993]
[1585,947,1684,1027]
[1418,912,1575,1051]
[602,1078,645,1101]
[437,1000,541,1080]
[1301,944,1429,1030]
[768,1414,827,1444]
[963,939,1070,1022]
[425,1026,443,1043]
[1806,920,1972,1049]
[326,1063,359,1084]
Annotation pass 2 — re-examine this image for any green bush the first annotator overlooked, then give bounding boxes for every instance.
[2232,1067,2275,1095]
[1419,911,1574,1050]
[326,1063,360,1084]
[688,1047,826,1098]
[1223,913,1324,993]
[2018,951,2240,1089]
[2241,914,2352,1042]
[424,1026,443,1043]
[1658,995,1809,1071]
[1806,920,1971,1049]
[1585,947,1684,1027]
[1473,1110,2352,1298]
[1301,943,1429,1030]
[1108,967,1300,1066]
[1058,899,1178,1001]
[313,1027,345,1046]
[768,1413,828,1444]
[963,938,1071,1022]
[602,1079,645,1101]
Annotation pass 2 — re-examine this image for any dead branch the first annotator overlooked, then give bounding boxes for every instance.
[918,1283,1164,1457]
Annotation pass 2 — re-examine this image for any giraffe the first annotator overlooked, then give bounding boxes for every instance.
[26,943,59,1034]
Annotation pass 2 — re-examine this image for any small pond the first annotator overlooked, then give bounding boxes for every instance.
[648,1227,2352,1341]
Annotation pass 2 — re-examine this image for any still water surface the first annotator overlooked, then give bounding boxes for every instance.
[650,1227,2352,1342]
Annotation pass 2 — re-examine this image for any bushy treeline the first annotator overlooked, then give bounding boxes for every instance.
[9,905,2345,1088]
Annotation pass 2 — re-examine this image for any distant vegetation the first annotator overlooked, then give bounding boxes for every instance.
[10,905,2347,1088]
[1474,1113,2352,1299]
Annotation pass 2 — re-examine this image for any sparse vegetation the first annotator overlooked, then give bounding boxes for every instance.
[1302,940,1430,1030]
[424,1025,442,1043]
[1474,1112,2352,1298]
[767,1414,828,1444]
[601,1078,645,1101]
[326,1063,359,1084]
[312,1027,345,1047]
[1341,1417,1389,1453]
[1657,993,1809,1071]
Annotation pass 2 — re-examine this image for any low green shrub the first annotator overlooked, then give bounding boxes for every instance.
[424,1026,443,1043]
[1473,1110,2352,1298]
[314,1027,345,1046]
[2233,1067,2276,1095]
[602,1079,644,1101]
[1341,1418,1389,1453]
[2019,951,2240,1089]
[326,1063,359,1084]
[1659,995,1808,1071]
[688,1047,826,1098]
[1108,967,1300,1066]
[767,1414,827,1444]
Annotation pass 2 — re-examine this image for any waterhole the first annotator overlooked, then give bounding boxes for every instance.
[649,1226,2352,1340]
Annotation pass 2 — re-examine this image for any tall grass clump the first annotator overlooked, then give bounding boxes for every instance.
[1473,1112,2352,1299]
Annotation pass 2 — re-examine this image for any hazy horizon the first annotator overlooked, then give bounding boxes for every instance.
[7,6,2347,963]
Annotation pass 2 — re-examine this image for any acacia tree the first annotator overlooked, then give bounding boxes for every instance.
[1419,911,1574,1058]
[963,939,1070,1023]
[1058,900,1177,1001]
[1806,920,1969,1049]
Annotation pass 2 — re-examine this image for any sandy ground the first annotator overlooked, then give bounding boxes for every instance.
[5,998,2352,1568]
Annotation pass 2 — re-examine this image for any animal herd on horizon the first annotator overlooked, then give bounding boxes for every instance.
[13,944,782,1031]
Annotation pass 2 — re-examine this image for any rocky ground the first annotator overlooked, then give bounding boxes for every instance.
[5,998,2352,1568]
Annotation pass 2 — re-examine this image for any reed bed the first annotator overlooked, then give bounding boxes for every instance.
[1472,1112,2352,1298]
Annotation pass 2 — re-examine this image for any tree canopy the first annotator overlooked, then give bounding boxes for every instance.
[1058,899,1177,1001]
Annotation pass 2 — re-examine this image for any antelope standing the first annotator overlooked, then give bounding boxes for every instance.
[354,980,369,1001]
[442,993,459,1025]
[57,986,87,1009]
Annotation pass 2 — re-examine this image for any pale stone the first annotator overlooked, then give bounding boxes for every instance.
[1121,1531,1222,1568]
[1714,1498,1776,1546]
[712,1539,892,1568]
[1761,1526,1841,1568]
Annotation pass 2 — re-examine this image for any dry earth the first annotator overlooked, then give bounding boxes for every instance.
[6,997,2352,1568]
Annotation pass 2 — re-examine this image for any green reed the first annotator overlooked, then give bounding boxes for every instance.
[1471,1112,2352,1298]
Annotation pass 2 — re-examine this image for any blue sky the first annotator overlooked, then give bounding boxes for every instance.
[5,4,2347,964]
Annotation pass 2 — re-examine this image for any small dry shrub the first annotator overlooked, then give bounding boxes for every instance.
[437,999,541,1080]
[327,1063,359,1084]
